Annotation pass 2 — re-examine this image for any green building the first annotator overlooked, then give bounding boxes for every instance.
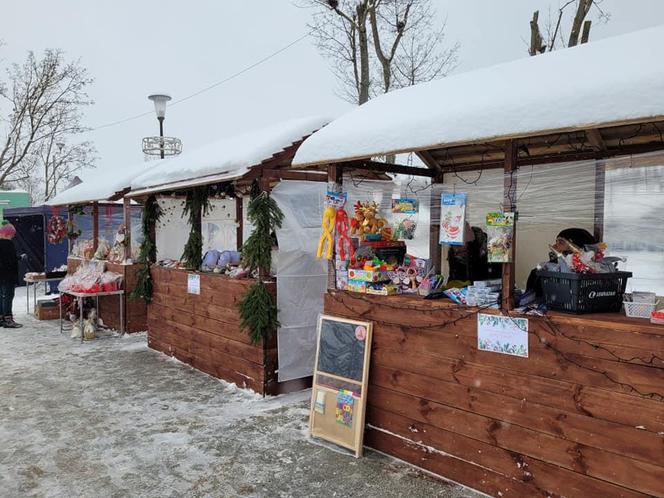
[0,190,31,218]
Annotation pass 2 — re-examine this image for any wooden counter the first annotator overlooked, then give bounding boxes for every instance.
[148,266,280,396]
[67,257,147,333]
[325,290,664,498]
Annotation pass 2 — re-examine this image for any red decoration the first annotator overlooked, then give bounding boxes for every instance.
[335,208,355,261]
[47,216,67,244]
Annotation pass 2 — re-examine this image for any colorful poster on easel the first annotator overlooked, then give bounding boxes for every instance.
[486,212,515,263]
[439,193,467,245]
[335,389,354,427]
[309,315,373,458]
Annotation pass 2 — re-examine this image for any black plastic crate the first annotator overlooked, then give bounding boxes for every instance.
[537,270,632,314]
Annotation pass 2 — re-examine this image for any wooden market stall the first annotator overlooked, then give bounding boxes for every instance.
[126,117,332,396]
[292,26,664,498]
[47,164,159,333]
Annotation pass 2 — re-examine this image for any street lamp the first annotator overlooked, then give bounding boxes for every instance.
[142,93,182,159]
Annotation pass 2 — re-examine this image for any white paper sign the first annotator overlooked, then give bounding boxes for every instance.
[187,273,201,295]
[477,313,528,358]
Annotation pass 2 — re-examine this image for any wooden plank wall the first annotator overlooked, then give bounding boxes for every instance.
[67,257,147,333]
[148,266,278,396]
[324,291,664,498]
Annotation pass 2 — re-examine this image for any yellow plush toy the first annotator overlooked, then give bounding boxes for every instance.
[316,207,337,259]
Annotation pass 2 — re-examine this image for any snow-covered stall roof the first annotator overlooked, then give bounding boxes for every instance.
[47,159,164,206]
[293,25,664,166]
[129,116,329,195]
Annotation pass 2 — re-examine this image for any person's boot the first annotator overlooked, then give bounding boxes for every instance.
[3,315,22,328]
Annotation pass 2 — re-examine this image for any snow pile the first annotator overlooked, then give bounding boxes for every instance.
[47,158,165,206]
[294,24,664,166]
[130,115,329,193]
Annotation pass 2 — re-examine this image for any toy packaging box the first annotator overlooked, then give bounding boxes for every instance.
[347,269,390,282]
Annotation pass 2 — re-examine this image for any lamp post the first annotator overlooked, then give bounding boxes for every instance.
[148,93,171,159]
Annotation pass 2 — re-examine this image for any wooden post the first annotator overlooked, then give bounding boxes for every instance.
[502,141,518,311]
[258,175,272,281]
[593,160,606,242]
[92,202,99,254]
[327,164,343,291]
[123,197,132,261]
[429,172,443,274]
[236,195,243,250]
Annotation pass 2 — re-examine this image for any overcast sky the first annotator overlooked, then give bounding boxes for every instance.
[2,0,664,177]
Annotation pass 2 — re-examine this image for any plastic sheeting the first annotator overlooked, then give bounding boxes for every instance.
[438,150,664,295]
[272,181,327,382]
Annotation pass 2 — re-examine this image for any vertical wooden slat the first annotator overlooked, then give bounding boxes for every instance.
[593,160,606,242]
[429,172,443,274]
[235,195,243,250]
[92,202,99,253]
[123,197,132,261]
[502,141,517,311]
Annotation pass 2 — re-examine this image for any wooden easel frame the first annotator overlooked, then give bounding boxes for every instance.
[309,314,373,458]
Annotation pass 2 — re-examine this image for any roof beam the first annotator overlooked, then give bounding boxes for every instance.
[586,128,607,152]
[346,160,436,177]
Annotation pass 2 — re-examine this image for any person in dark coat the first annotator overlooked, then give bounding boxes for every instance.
[0,221,22,328]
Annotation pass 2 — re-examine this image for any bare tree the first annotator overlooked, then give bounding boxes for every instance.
[0,49,95,200]
[529,0,610,56]
[300,0,459,105]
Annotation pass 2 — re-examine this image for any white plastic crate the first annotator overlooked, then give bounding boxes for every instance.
[623,292,658,318]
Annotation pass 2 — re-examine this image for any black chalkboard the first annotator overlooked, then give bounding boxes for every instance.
[317,317,367,381]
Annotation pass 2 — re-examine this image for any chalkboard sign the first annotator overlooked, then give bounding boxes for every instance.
[317,318,366,381]
[309,314,373,458]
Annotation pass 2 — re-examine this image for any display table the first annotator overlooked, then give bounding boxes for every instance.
[59,289,125,342]
[24,275,64,314]
[66,257,147,332]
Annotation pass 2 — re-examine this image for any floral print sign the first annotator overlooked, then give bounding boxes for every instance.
[477,313,528,358]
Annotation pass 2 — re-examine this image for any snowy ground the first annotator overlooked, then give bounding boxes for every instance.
[0,287,482,498]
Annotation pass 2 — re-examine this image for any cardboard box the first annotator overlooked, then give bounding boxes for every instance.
[34,300,60,320]
[345,279,367,293]
[347,269,389,282]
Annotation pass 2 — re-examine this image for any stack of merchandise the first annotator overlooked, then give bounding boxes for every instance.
[466,279,502,306]
[58,261,123,294]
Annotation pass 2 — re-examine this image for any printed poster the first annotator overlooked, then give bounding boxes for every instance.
[440,193,467,246]
[391,198,419,214]
[486,212,515,263]
[335,389,354,427]
[477,313,528,358]
[187,273,201,295]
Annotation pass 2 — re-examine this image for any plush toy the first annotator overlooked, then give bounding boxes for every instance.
[350,201,387,239]
[335,208,354,261]
[317,207,336,260]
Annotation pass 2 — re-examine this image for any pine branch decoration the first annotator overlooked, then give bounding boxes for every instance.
[238,280,279,344]
[241,191,284,273]
[181,186,212,270]
[131,195,162,303]
[239,188,284,344]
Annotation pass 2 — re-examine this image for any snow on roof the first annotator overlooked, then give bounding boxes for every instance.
[294,25,664,166]
[130,116,329,194]
[47,159,164,206]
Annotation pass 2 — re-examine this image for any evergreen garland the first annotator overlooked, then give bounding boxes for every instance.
[239,280,279,344]
[240,191,284,274]
[131,195,162,303]
[181,186,212,270]
[238,186,284,344]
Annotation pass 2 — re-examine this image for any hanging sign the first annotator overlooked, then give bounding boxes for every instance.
[187,273,201,295]
[309,315,373,458]
[440,193,467,245]
[477,313,528,358]
[486,212,515,263]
